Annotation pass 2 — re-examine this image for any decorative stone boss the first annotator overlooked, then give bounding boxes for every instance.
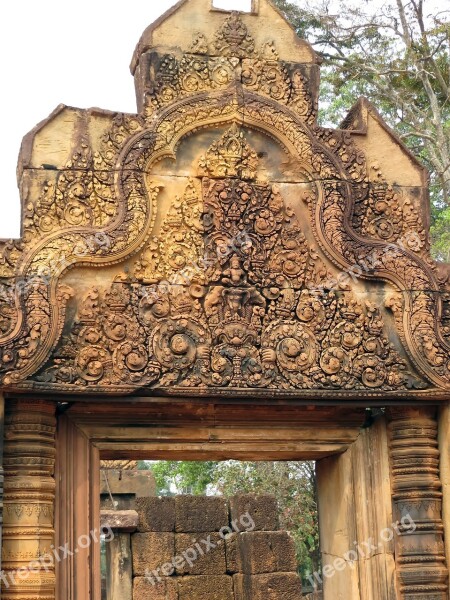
[0,0,449,401]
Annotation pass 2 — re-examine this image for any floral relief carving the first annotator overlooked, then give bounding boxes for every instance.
[352,164,426,251]
[0,10,448,396]
[144,12,316,122]
[198,124,259,180]
[25,139,118,240]
[213,12,256,58]
[35,127,419,393]
[135,179,204,284]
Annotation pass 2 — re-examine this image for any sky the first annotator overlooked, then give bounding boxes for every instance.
[0,0,251,239]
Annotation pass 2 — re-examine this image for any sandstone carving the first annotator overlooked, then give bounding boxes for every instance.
[0,3,447,399]
[1,2,449,599]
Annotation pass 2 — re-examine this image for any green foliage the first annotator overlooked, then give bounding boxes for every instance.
[273,0,450,261]
[147,460,320,582]
[148,460,218,496]
[431,205,450,262]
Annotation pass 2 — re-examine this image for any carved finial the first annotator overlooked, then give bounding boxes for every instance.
[289,70,312,117]
[214,12,255,57]
[198,124,259,180]
[190,32,209,54]
[262,41,279,61]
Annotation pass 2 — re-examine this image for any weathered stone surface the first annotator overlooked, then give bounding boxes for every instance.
[175,532,226,575]
[387,407,448,599]
[439,403,450,571]
[136,497,176,532]
[232,531,297,574]
[317,416,404,599]
[4,0,450,597]
[177,575,234,600]
[233,572,302,600]
[100,509,138,532]
[131,532,175,576]
[133,576,177,600]
[106,532,132,599]
[225,533,239,574]
[175,496,228,532]
[100,469,156,497]
[4,0,447,404]
[230,494,279,531]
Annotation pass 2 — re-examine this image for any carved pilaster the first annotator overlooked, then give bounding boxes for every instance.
[2,399,56,599]
[387,407,449,599]
[0,394,4,574]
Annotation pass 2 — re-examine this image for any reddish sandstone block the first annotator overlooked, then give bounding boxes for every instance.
[178,575,234,600]
[131,532,175,575]
[233,531,298,574]
[175,495,228,532]
[100,509,138,532]
[230,495,279,531]
[175,532,226,575]
[133,576,177,600]
[136,497,175,532]
[225,532,239,573]
[233,572,303,600]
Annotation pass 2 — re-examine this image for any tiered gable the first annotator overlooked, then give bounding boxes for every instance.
[0,0,448,398]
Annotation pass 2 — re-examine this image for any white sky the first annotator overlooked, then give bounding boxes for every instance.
[0,0,251,239]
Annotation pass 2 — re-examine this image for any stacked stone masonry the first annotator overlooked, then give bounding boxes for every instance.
[132,494,302,600]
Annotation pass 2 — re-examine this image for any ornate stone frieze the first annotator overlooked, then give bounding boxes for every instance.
[141,12,316,123]
[25,139,118,241]
[352,164,426,252]
[0,3,448,398]
[0,90,449,396]
[134,179,204,284]
[198,124,259,179]
[29,127,424,394]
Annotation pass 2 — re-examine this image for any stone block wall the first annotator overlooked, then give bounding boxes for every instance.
[132,495,302,600]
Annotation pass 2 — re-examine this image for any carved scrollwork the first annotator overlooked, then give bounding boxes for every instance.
[242,59,291,104]
[266,321,318,372]
[143,12,316,121]
[30,122,422,394]
[352,164,426,251]
[2,37,448,395]
[26,138,118,241]
[152,318,209,371]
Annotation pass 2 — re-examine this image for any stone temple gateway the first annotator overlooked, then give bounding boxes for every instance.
[0,0,449,598]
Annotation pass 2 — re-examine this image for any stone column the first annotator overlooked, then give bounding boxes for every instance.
[2,399,56,599]
[438,403,450,578]
[387,407,449,599]
[0,393,5,574]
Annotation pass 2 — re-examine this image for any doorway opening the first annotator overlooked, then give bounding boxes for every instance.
[99,459,321,599]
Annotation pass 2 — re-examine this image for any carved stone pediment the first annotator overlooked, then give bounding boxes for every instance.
[0,0,448,399]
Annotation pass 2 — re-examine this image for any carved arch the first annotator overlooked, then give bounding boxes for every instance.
[1,88,449,391]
